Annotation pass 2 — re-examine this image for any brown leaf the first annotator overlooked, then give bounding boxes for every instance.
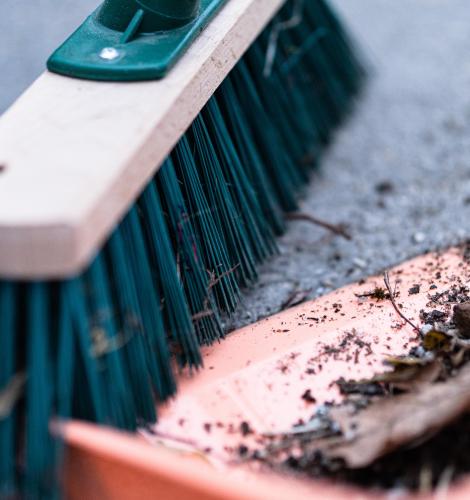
[377,359,442,391]
[321,364,470,468]
[342,357,443,393]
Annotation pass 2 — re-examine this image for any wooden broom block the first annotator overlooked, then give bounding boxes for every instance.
[0,0,285,279]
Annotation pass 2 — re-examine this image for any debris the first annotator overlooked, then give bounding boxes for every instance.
[322,363,470,468]
[238,444,250,457]
[193,264,240,321]
[384,271,420,332]
[281,286,312,310]
[375,180,395,195]
[0,373,26,419]
[422,329,452,352]
[337,356,442,394]
[336,377,385,396]
[90,328,130,357]
[286,212,352,240]
[374,357,442,391]
[452,303,470,337]
[192,310,215,322]
[301,389,317,404]
[264,409,340,439]
[420,309,447,325]
[240,421,254,437]
[355,287,388,300]
[225,254,470,493]
[408,284,420,295]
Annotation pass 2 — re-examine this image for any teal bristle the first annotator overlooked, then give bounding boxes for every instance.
[0,0,366,496]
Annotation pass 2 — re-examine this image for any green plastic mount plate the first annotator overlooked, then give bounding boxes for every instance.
[47,0,228,81]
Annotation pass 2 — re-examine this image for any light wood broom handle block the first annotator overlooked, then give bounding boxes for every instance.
[0,0,285,279]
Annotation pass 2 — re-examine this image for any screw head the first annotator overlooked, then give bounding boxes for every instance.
[99,47,120,60]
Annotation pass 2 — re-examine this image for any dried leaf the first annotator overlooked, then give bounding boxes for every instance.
[320,364,470,468]
[377,359,442,391]
[383,355,429,367]
[422,330,452,352]
[341,357,443,393]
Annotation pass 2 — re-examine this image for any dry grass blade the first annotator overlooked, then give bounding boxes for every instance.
[0,373,27,419]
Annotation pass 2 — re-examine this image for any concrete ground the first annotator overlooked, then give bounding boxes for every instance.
[0,0,100,114]
[1,1,470,329]
[229,0,470,328]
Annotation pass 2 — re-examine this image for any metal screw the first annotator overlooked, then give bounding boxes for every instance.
[99,47,120,61]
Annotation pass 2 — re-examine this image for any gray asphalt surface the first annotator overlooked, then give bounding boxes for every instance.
[2,1,470,330]
[228,0,470,328]
[0,0,100,113]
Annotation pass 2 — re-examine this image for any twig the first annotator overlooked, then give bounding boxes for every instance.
[192,264,240,323]
[354,287,387,300]
[281,286,312,310]
[383,271,420,332]
[208,264,240,291]
[263,0,304,77]
[286,212,352,240]
[192,310,215,322]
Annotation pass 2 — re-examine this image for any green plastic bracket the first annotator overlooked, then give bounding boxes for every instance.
[47,0,228,81]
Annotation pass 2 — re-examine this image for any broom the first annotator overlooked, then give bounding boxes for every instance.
[0,0,365,496]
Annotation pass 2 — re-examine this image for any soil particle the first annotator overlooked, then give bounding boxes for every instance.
[240,421,254,437]
[238,444,250,457]
[408,284,421,295]
[375,180,395,195]
[301,389,317,404]
[420,309,448,324]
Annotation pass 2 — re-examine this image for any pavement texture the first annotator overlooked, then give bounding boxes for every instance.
[228,0,470,329]
[1,1,470,330]
[0,0,100,114]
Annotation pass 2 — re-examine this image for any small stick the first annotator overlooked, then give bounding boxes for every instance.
[281,286,312,310]
[383,271,420,332]
[286,212,352,240]
[192,310,215,322]
[192,264,241,323]
[207,264,240,291]
[263,0,304,77]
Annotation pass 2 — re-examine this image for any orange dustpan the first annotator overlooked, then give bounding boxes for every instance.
[62,247,470,499]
